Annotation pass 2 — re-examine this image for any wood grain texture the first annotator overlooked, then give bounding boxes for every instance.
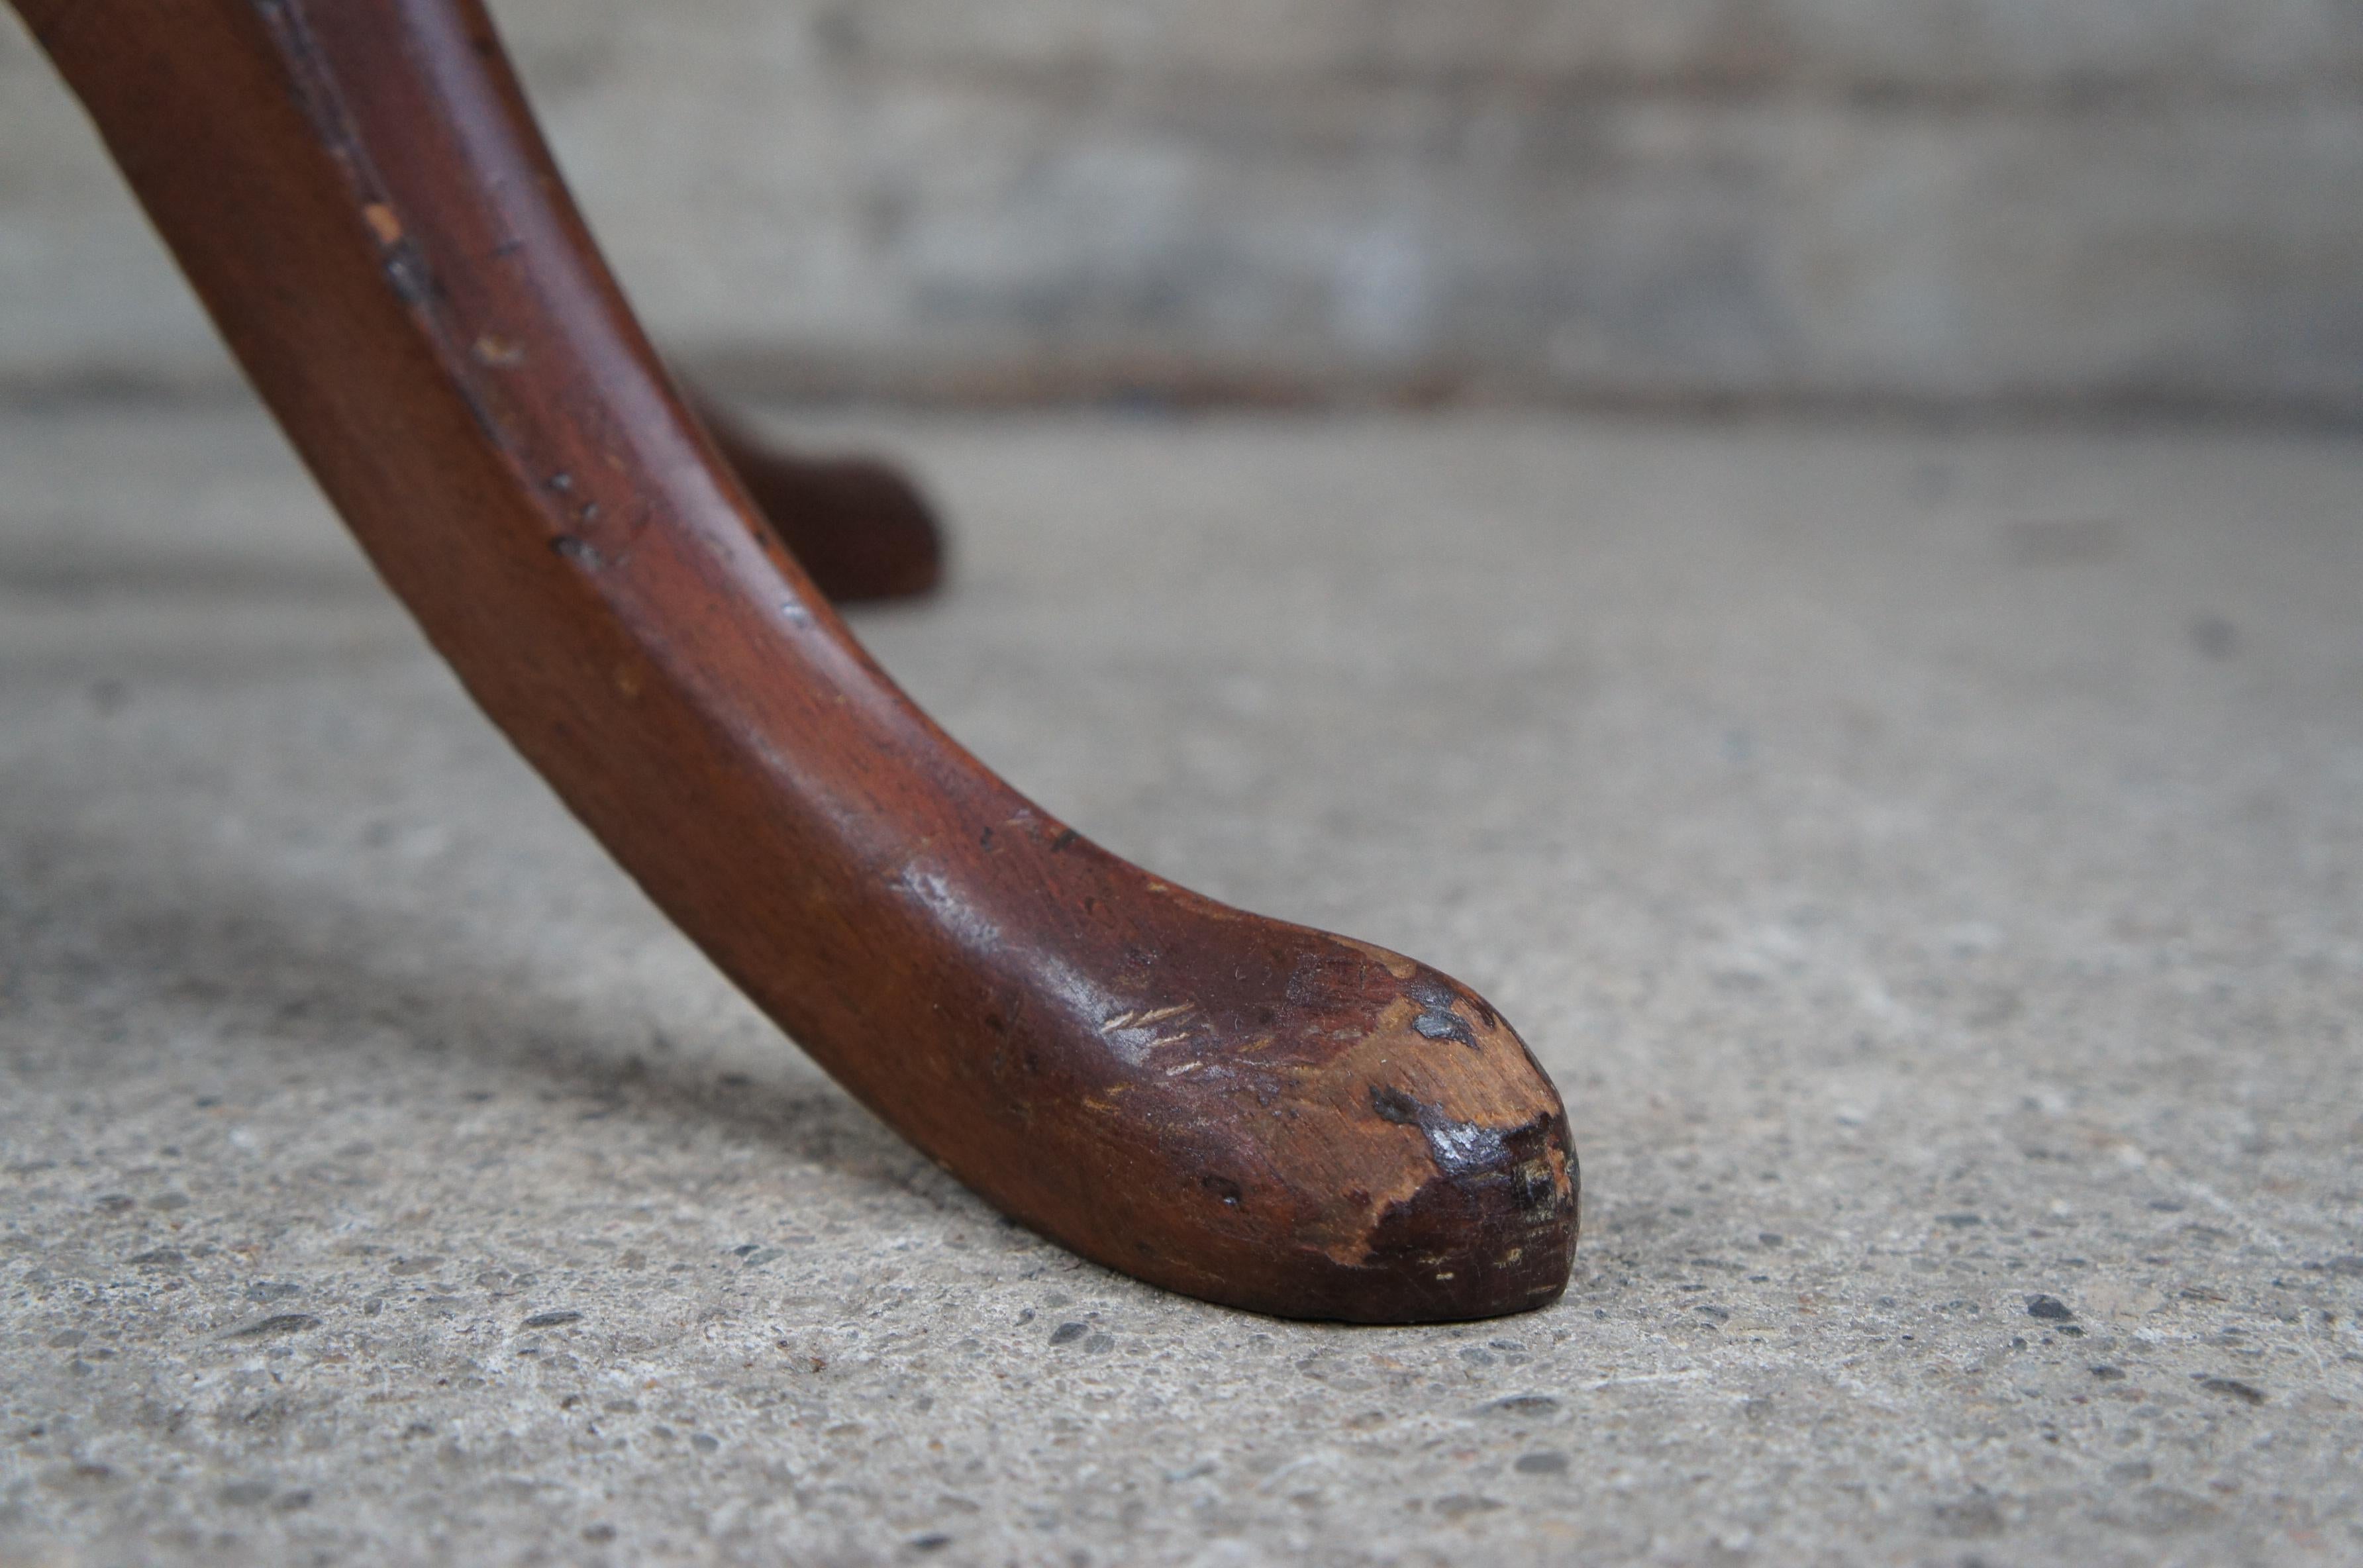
[19,0,1576,1320]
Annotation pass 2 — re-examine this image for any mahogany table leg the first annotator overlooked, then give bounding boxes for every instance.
[16,0,1576,1322]
[686,391,944,604]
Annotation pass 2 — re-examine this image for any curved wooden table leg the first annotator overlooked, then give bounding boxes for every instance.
[19,0,1576,1322]
[686,391,945,604]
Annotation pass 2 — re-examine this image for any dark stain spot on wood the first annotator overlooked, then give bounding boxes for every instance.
[1412,1009,1478,1047]
[1368,1085,1535,1181]
[1403,975,1457,1011]
[382,240,434,305]
[1050,828,1078,852]
[1403,972,1482,1049]
[1200,1173,1246,1210]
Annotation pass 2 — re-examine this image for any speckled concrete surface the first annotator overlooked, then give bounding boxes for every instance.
[1,406,2359,1566]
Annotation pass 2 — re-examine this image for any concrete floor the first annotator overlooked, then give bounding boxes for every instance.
[1,405,2358,1566]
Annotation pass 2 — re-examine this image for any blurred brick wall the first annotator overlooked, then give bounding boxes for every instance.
[4,0,2360,414]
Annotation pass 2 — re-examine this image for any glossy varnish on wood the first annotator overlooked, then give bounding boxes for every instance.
[18,0,1577,1320]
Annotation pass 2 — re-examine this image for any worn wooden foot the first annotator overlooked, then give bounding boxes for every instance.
[687,392,944,604]
[21,0,1576,1321]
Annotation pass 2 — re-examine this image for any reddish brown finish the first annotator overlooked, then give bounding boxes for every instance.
[691,393,945,604]
[19,0,1577,1321]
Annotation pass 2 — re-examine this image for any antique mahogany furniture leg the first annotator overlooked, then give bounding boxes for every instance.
[19,0,1576,1321]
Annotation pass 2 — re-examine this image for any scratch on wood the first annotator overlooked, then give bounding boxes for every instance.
[1102,1002,1194,1034]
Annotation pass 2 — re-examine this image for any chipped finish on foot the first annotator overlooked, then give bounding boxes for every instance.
[18,0,1576,1322]
[819,825,1577,1321]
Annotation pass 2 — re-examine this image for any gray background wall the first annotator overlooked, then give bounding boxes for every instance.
[4,0,2361,416]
